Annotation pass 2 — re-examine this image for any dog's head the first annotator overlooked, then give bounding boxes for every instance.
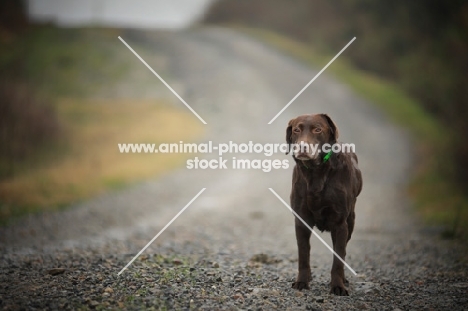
[286,114,339,164]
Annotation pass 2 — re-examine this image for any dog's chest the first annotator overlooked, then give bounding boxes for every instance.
[310,205,333,231]
[306,194,336,232]
[297,167,349,231]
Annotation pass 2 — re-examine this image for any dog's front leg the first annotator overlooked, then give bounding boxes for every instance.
[330,221,349,296]
[292,218,311,290]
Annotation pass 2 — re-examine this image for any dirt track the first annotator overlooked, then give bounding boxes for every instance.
[1,27,466,310]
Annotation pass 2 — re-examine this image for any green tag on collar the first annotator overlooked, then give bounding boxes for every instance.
[322,150,333,163]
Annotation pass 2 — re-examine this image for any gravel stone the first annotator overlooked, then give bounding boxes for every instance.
[47,268,66,276]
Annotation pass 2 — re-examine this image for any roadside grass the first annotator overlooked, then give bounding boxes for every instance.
[0,99,203,224]
[1,26,129,97]
[0,26,205,224]
[241,27,467,238]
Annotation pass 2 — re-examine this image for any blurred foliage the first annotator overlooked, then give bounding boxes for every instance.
[0,2,203,223]
[205,0,468,189]
[0,0,28,34]
[0,2,127,180]
[0,26,123,180]
[1,26,128,97]
[0,81,61,179]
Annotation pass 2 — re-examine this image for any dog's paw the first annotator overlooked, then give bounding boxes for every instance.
[292,281,309,290]
[330,284,349,296]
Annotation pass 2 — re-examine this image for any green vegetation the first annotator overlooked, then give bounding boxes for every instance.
[0,25,203,224]
[241,27,467,238]
[1,26,128,97]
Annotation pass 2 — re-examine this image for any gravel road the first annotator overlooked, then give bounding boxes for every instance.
[1,27,467,310]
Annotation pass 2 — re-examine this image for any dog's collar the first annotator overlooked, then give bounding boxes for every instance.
[301,150,333,169]
[322,150,333,163]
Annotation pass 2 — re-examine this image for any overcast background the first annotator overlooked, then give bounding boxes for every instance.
[27,0,214,28]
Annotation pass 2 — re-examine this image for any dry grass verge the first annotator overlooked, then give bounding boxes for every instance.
[0,99,203,223]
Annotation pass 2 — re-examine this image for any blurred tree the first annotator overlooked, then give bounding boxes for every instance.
[0,0,28,35]
[0,0,62,179]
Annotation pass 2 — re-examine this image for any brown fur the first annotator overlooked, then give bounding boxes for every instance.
[286,114,362,296]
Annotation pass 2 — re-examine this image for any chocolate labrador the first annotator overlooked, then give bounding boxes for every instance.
[286,114,362,296]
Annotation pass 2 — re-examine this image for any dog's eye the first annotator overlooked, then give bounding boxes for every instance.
[313,128,322,133]
[293,128,300,133]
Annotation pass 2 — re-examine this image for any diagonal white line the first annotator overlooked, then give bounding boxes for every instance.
[117,188,206,276]
[268,37,356,124]
[268,188,357,275]
[118,36,207,125]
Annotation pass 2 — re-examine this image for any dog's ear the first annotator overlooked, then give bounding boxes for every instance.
[321,114,339,142]
[286,118,295,155]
